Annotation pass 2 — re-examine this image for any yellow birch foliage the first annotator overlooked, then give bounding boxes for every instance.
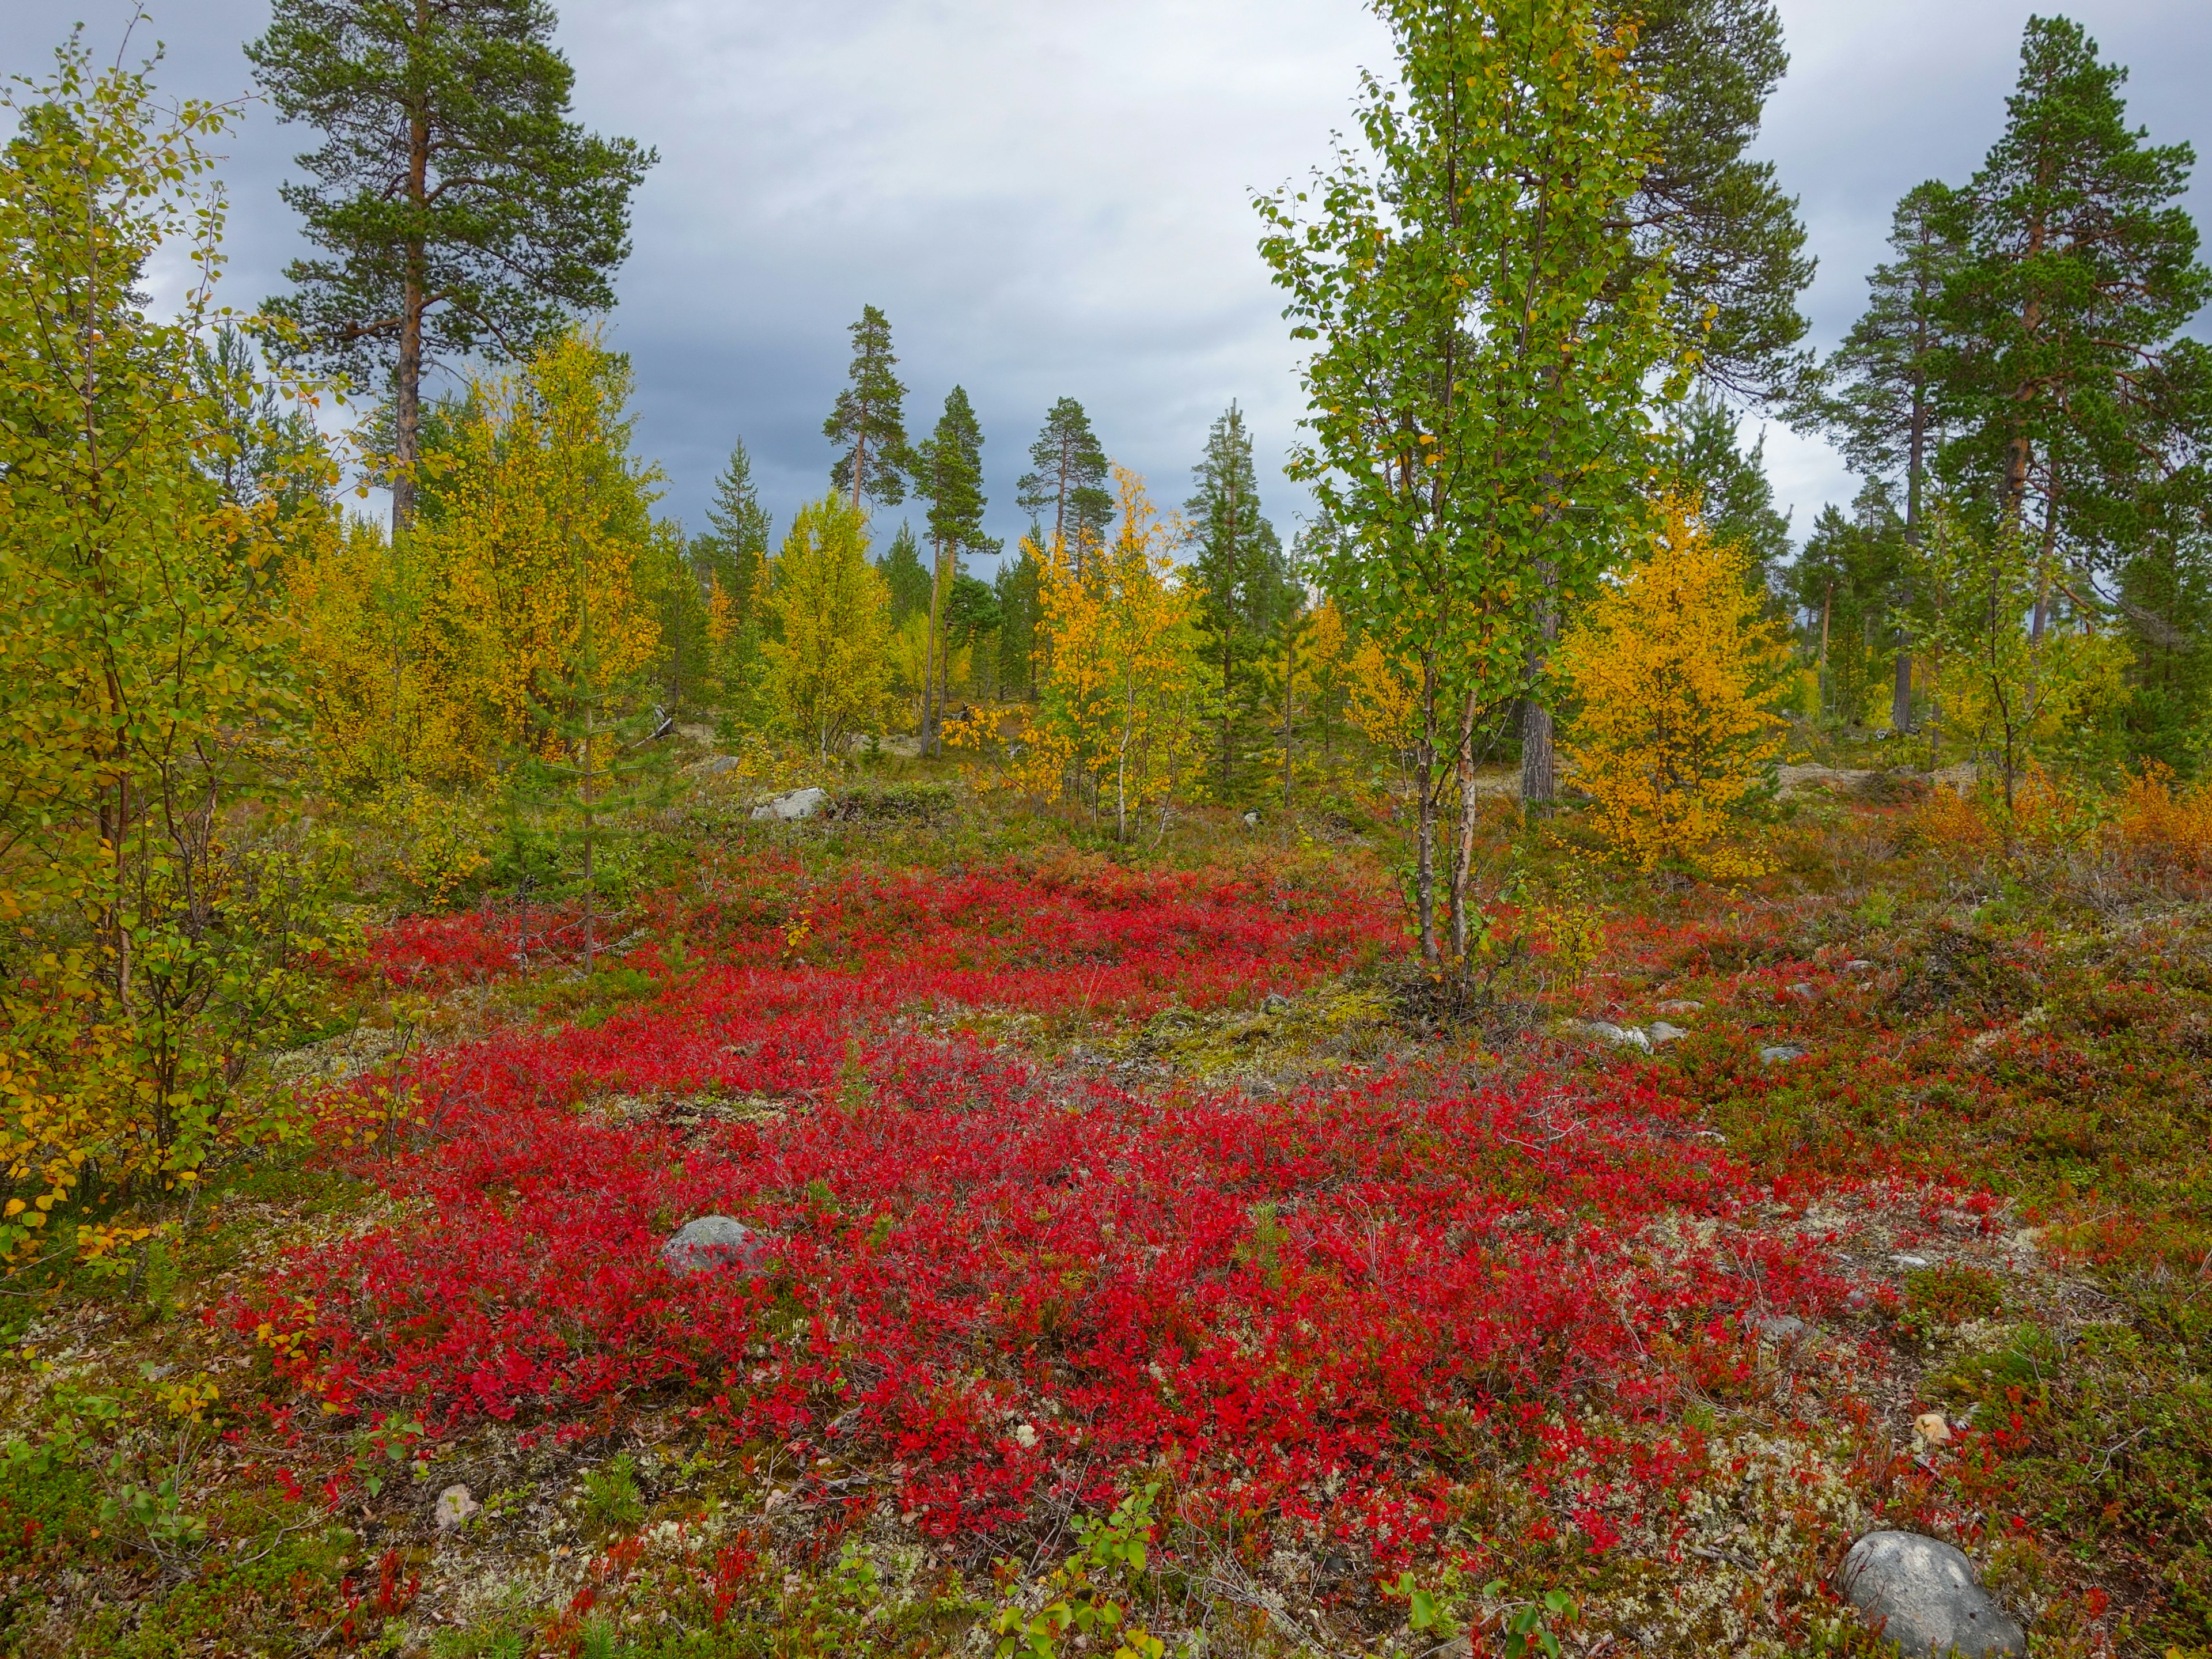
[290,330,664,789]
[762,495,895,758]
[989,469,1206,838]
[1556,495,1789,876]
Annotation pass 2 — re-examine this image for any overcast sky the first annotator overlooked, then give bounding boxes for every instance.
[6,0,2209,564]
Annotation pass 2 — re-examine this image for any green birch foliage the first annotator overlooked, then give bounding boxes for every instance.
[0,38,342,1250]
[1257,0,1680,955]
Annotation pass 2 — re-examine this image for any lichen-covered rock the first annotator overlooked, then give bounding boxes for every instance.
[1838,1531,2025,1658]
[751,786,827,821]
[661,1215,772,1275]
[1648,1021,1689,1046]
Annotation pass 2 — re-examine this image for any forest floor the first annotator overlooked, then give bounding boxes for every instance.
[2,763,2207,1659]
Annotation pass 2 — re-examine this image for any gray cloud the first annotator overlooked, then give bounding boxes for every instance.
[6,0,2208,560]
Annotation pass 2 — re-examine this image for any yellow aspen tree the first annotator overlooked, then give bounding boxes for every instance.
[762,495,895,759]
[1007,468,1206,840]
[1555,495,1791,876]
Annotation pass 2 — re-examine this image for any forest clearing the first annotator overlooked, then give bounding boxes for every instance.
[2,0,2209,1656]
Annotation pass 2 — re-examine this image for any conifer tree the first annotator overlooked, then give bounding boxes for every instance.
[249,0,654,533]
[1619,0,1815,402]
[1016,397,1113,570]
[914,387,987,750]
[876,524,932,627]
[1940,17,2209,590]
[995,540,1043,699]
[1185,402,1285,795]
[693,440,774,620]
[1798,181,1964,728]
[1658,388,1793,582]
[824,305,912,513]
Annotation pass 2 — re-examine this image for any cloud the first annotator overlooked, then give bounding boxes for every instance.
[5,0,2207,562]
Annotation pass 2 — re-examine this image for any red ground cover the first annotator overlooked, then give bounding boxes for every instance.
[248,860,1859,1559]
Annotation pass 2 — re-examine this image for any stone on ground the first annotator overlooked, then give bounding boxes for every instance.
[1838,1531,2025,1658]
[751,786,827,821]
[662,1215,772,1275]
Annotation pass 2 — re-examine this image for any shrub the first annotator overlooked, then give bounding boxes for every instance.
[2112,762,2212,878]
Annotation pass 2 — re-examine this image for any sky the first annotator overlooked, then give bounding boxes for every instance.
[5,0,2209,566]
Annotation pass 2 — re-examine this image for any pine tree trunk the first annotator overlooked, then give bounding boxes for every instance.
[922,539,941,752]
[392,93,430,535]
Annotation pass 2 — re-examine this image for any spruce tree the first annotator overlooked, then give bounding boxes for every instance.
[914,387,987,751]
[995,540,1043,700]
[824,305,912,513]
[876,524,932,627]
[1016,397,1113,570]
[692,438,774,624]
[249,0,654,533]
[1185,402,1283,795]
[1659,388,1793,582]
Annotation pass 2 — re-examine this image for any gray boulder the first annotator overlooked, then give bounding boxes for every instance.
[1759,1044,1806,1066]
[1569,1019,1650,1052]
[1838,1532,2025,1658]
[1648,1021,1689,1046]
[751,786,827,822]
[662,1215,773,1276]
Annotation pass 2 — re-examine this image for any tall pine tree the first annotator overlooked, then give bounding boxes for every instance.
[914,387,987,751]
[824,305,912,513]
[1798,181,1964,728]
[1940,14,2209,629]
[1016,397,1113,571]
[876,523,932,627]
[249,0,654,533]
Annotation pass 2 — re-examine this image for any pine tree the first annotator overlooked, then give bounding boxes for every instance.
[824,305,912,513]
[914,387,987,751]
[249,0,654,533]
[1619,0,1815,402]
[1798,181,1964,728]
[1940,17,2209,602]
[876,523,932,627]
[1185,402,1285,796]
[1016,397,1113,570]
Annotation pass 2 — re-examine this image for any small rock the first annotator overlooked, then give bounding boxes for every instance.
[1241,809,1260,827]
[1844,959,1876,975]
[1915,1411,1953,1445]
[751,786,827,822]
[1838,1531,2025,1658]
[1570,1019,1650,1052]
[1758,1044,1805,1066]
[1755,1314,1808,1343]
[1647,1020,1688,1046]
[1892,1253,1931,1268]
[435,1484,480,1532]
[1656,999,1704,1016]
[1787,981,1819,1001]
[662,1215,773,1276]
[1261,992,1291,1016]
[687,753,743,777]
